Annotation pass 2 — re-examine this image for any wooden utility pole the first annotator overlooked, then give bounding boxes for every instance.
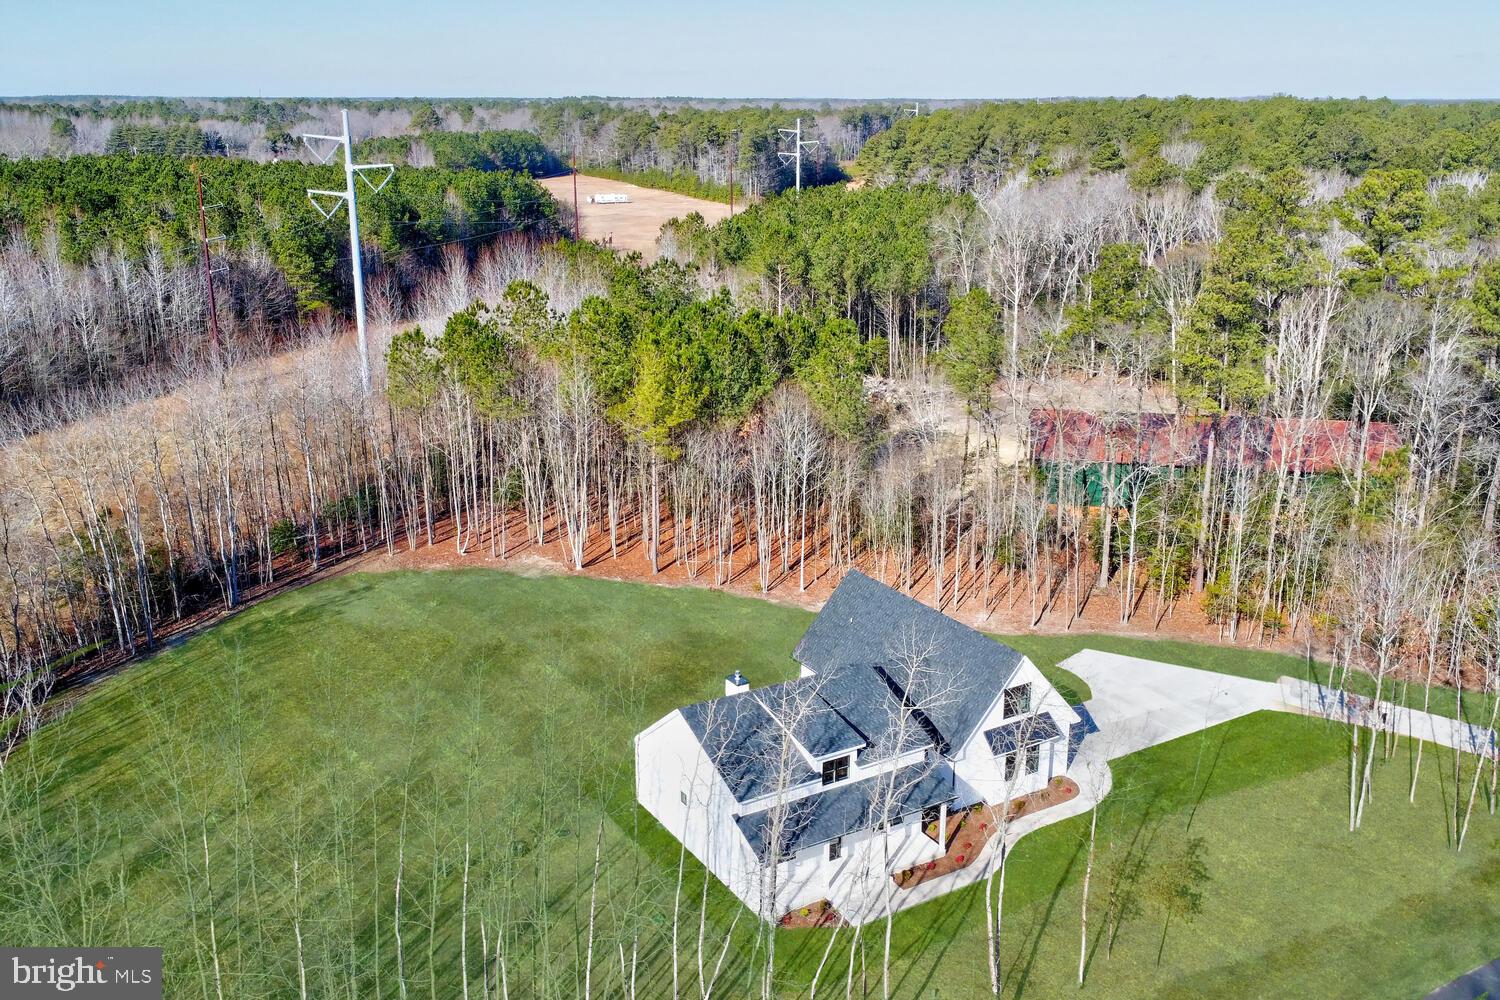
[572,150,581,240]
[727,130,741,216]
[195,168,222,361]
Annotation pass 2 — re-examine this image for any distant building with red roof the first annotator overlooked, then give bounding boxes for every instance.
[1028,409,1401,503]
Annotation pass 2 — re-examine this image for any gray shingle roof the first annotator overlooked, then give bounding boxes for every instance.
[984,712,1063,755]
[675,570,1026,810]
[812,662,931,761]
[735,762,958,861]
[754,677,867,759]
[680,693,817,801]
[678,661,934,808]
[794,570,1024,751]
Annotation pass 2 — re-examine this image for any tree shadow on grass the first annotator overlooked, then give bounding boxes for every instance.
[889,878,985,998]
[1080,785,1165,984]
[1185,727,1229,834]
[1007,838,1083,999]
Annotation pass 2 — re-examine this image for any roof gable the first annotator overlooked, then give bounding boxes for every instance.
[754,677,866,760]
[794,570,1024,750]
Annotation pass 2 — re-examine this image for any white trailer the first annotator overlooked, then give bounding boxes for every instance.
[587,193,631,204]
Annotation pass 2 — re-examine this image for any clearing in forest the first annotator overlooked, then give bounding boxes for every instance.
[539,172,733,256]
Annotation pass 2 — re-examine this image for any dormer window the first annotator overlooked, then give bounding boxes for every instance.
[1003,683,1031,718]
[821,755,850,785]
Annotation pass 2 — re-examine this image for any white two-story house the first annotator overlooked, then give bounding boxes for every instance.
[634,570,1084,925]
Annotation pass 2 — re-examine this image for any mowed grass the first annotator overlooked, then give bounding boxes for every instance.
[1,569,1495,999]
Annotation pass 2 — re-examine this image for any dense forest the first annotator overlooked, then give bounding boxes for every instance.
[12,94,1500,199]
[356,129,562,175]
[4,92,1500,772]
[0,153,558,405]
[854,96,1500,188]
[2,87,1500,1000]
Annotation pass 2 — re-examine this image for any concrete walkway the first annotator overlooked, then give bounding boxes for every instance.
[1064,650,1498,761]
[1280,676,1498,759]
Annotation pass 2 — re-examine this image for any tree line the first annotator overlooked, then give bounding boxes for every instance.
[3,223,1495,729]
[855,96,1500,190]
[356,129,563,176]
[532,101,850,198]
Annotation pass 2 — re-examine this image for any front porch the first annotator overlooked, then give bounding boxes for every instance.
[893,776,1081,890]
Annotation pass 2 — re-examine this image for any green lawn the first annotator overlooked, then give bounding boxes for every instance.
[0,569,1494,999]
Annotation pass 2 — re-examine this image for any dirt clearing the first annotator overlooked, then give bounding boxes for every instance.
[538,172,733,257]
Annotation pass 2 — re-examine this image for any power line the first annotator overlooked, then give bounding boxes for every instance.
[360,220,535,266]
[301,108,394,396]
[777,117,820,193]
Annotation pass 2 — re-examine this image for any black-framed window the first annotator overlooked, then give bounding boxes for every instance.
[1003,683,1032,718]
[828,836,843,861]
[1025,744,1040,775]
[1004,751,1018,781]
[821,755,850,785]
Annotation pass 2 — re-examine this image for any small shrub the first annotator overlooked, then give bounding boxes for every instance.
[269,518,300,556]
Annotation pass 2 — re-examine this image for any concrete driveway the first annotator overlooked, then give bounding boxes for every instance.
[850,649,1285,922]
[1060,650,1286,759]
[1425,957,1500,999]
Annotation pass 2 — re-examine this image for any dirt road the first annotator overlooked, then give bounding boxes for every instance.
[538,172,733,257]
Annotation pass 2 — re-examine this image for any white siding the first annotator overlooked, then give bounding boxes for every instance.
[634,655,1085,924]
[635,711,764,913]
[952,657,1082,804]
[761,805,949,921]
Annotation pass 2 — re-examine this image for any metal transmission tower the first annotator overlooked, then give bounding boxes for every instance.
[904,101,921,117]
[777,117,820,193]
[301,109,394,395]
[192,164,227,362]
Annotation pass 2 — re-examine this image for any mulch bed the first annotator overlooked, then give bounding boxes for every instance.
[779,898,845,928]
[894,776,1082,890]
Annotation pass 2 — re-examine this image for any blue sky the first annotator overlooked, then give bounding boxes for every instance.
[4,0,1498,99]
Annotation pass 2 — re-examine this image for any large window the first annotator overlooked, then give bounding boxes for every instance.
[828,836,843,861]
[1003,683,1032,718]
[821,755,850,785]
[1004,751,1018,781]
[1025,744,1040,775]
